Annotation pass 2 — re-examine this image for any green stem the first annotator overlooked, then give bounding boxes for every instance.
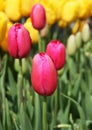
[42,97,47,130]
[38,32,42,52]
[34,93,41,130]
[17,73,23,110]
[52,25,59,39]
[50,90,58,130]
[54,88,58,116]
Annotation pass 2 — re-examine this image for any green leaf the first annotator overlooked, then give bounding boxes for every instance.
[19,103,33,130]
[87,70,92,92]
[84,90,92,120]
[26,97,34,120]
[8,68,17,99]
[57,100,70,123]
[72,73,82,97]
[34,93,41,130]
[0,55,8,130]
[0,121,3,130]
[67,56,77,79]
[5,98,12,130]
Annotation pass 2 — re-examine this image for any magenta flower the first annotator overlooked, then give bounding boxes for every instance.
[30,4,46,30]
[46,40,66,70]
[31,52,57,96]
[8,23,32,58]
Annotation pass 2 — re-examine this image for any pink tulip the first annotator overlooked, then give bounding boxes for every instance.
[46,40,66,70]
[30,4,46,30]
[31,52,57,96]
[8,23,32,58]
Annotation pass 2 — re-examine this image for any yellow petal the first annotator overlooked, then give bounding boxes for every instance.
[58,19,68,28]
[20,0,36,16]
[5,0,21,21]
[0,0,5,11]
[78,0,91,19]
[0,21,13,51]
[72,20,80,34]
[24,18,39,43]
[0,11,8,43]
[61,0,78,23]
[39,1,57,25]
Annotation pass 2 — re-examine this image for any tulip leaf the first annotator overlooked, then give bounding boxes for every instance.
[8,68,17,99]
[5,98,12,130]
[72,73,82,97]
[87,70,92,92]
[84,90,92,120]
[57,100,70,123]
[18,103,33,130]
[0,55,7,129]
[0,121,3,130]
[67,56,77,79]
[26,97,34,120]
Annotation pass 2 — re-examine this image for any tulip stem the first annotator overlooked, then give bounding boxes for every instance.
[38,32,42,52]
[42,96,47,130]
[34,93,41,130]
[17,73,23,110]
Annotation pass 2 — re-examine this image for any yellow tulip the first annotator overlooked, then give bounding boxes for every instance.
[20,0,36,16]
[46,0,63,21]
[0,11,8,43]
[78,21,85,32]
[0,21,13,51]
[0,0,5,11]
[72,20,80,34]
[89,1,92,16]
[58,19,68,28]
[61,0,78,23]
[53,0,67,21]
[24,18,39,43]
[39,0,57,25]
[77,0,91,19]
[5,0,21,21]
[72,20,85,34]
[45,6,56,25]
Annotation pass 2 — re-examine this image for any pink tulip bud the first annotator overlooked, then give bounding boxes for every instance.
[31,52,57,96]
[30,4,46,30]
[8,23,32,58]
[46,40,66,70]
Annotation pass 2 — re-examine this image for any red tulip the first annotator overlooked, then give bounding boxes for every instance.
[8,23,32,58]
[31,52,57,96]
[30,4,46,30]
[46,40,66,70]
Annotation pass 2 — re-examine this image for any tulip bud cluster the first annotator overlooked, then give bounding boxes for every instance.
[5,3,66,96]
[30,10,66,95]
[67,22,91,56]
[30,4,65,96]
[31,39,66,96]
